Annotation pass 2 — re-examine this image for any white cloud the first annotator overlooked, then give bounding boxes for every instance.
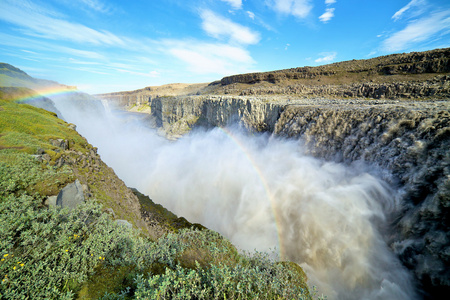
[325,0,336,5]
[392,0,426,21]
[247,11,256,20]
[21,49,38,55]
[68,58,101,65]
[200,9,260,45]
[65,49,106,60]
[383,10,450,52]
[220,0,243,9]
[114,68,160,78]
[164,40,255,75]
[0,32,107,60]
[0,0,124,46]
[79,0,110,13]
[319,8,335,23]
[270,0,313,19]
[315,52,337,63]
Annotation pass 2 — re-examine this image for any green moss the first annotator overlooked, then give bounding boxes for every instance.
[132,188,206,233]
[76,265,137,299]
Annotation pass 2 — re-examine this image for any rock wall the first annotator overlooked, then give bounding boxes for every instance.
[149,96,284,137]
[95,93,151,108]
[236,75,450,99]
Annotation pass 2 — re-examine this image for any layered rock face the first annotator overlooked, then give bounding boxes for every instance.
[149,96,284,138]
[234,75,450,99]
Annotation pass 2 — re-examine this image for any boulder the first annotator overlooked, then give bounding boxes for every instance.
[44,196,57,207]
[56,179,85,210]
[49,138,69,150]
[115,219,133,229]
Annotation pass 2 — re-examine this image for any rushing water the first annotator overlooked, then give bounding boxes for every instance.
[51,95,418,299]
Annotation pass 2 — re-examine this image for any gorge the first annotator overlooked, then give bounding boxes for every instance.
[93,49,449,299]
[1,48,449,299]
[89,94,448,300]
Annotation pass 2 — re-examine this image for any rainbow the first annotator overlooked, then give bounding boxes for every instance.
[15,85,79,103]
[217,127,285,258]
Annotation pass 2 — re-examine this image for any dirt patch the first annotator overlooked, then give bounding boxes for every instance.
[0,145,24,150]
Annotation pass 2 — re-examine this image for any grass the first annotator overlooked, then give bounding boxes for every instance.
[0,91,87,154]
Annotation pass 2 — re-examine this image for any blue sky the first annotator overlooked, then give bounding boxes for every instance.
[0,0,449,94]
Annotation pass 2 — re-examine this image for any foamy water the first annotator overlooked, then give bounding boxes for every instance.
[52,96,418,299]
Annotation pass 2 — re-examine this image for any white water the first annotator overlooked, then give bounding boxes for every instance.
[52,95,418,300]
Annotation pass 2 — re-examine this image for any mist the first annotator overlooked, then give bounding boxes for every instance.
[50,94,418,300]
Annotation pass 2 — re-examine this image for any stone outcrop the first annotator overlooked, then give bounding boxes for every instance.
[56,179,85,210]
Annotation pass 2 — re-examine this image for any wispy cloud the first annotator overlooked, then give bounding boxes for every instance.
[247,11,256,20]
[65,48,106,60]
[68,58,101,65]
[269,0,313,19]
[164,40,255,75]
[325,0,336,4]
[21,49,39,55]
[0,32,108,60]
[319,8,335,23]
[79,0,111,13]
[383,10,450,52]
[0,0,124,46]
[392,0,427,21]
[220,0,243,10]
[315,52,337,63]
[200,9,260,45]
[114,68,160,78]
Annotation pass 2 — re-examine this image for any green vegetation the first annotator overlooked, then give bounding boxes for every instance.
[0,152,313,299]
[0,84,316,299]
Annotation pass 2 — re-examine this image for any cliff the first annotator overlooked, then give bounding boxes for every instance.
[148,95,283,138]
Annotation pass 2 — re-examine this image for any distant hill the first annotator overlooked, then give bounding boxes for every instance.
[208,47,450,98]
[99,48,450,100]
[0,62,73,91]
[218,47,450,85]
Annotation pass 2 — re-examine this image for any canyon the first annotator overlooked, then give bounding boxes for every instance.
[1,47,449,299]
[96,48,450,299]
